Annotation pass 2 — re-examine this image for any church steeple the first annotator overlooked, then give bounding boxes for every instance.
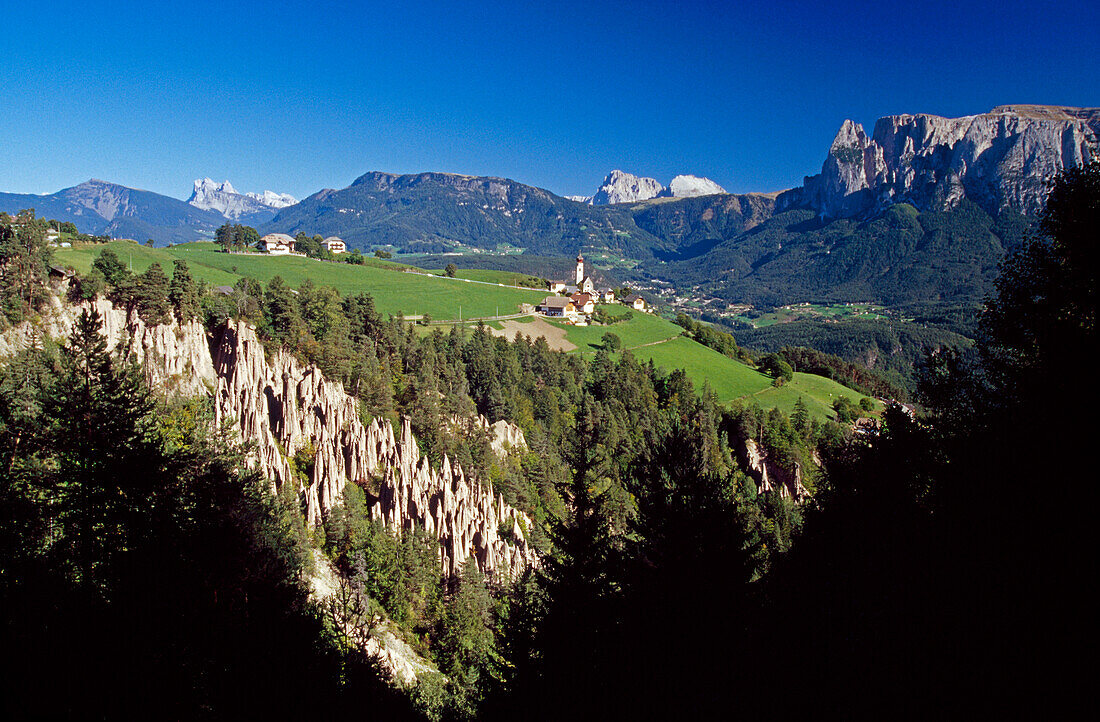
[575,254,584,285]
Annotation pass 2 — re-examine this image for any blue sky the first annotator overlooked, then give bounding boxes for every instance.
[2,0,1096,201]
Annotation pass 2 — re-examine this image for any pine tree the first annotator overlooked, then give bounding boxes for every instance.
[92,247,130,289]
[47,308,160,596]
[792,396,809,433]
[0,211,51,325]
[168,259,199,322]
[133,263,171,325]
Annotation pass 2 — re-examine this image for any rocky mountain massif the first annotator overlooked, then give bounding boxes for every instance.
[6,105,1095,315]
[569,170,728,204]
[4,294,536,582]
[781,105,1100,218]
[187,178,297,224]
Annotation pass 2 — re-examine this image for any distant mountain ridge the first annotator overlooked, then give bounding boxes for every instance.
[2,103,1093,270]
[262,170,669,257]
[0,179,226,243]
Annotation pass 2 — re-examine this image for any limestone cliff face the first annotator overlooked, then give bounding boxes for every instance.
[210,321,536,580]
[782,105,1100,218]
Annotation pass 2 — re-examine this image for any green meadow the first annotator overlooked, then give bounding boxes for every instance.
[551,308,682,351]
[54,241,547,320]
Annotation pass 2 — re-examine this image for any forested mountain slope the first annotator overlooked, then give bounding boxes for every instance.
[263,171,666,257]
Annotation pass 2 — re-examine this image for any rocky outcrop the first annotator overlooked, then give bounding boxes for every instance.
[591,170,666,205]
[188,178,297,221]
[662,174,727,198]
[3,297,537,581]
[308,549,439,685]
[584,170,728,205]
[450,414,528,458]
[782,105,1100,218]
[739,438,809,503]
[210,321,536,580]
[0,293,215,397]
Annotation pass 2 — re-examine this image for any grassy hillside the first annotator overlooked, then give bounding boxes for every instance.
[627,336,772,401]
[54,241,876,420]
[54,241,548,319]
[553,309,683,351]
[623,336,874,419]
[545,308,877,419]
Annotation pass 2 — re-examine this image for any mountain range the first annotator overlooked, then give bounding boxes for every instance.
[0,178,298,243]
[3,104,1096,312]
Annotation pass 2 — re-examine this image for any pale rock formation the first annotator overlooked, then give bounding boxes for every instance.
[662,174,727,198]
[585,170,727,204]
[590,170,666,205]
[784,105,1100,218]
[308,549,439,685]
[449,414,528,458]
[188,178,297,219]
[739,438,809,503]
[2,297,537,582]
[0,293,215,397]
[245,189,298,209]
[210,321,537,580]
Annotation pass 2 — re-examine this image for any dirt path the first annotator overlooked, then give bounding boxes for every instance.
[489,317,577,352]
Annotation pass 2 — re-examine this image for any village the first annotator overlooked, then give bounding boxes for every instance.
[536,254,649,325]
[260,235,652,325]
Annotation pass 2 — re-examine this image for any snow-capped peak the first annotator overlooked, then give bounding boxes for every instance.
[187,178,298,219]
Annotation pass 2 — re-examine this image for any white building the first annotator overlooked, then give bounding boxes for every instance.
[322,236,346,254]
[261,233,296,254]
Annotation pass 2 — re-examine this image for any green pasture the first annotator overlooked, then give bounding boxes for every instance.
[54,242,878,421]
[556,309,682,352]
[748,372,878,419]
[54,241,547,320]
[626,336,773,402]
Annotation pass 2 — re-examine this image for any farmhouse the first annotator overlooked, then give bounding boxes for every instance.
[322,236,346,254]
[570,292,595,314]
[623,293,648,312]
[261,233,296,254]
[598,288,615,304]
[539,296,576,319]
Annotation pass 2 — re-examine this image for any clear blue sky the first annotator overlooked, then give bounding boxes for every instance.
[2,0,1096,201]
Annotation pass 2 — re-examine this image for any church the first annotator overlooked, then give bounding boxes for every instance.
[549,254,596,295]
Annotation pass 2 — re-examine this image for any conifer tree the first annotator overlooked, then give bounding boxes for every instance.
[92,247,130,289]
[168,259,199,322]
[47,308,159,595]
[133,262,171,325]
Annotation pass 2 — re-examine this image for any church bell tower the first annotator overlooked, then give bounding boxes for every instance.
[575,254,584,285]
